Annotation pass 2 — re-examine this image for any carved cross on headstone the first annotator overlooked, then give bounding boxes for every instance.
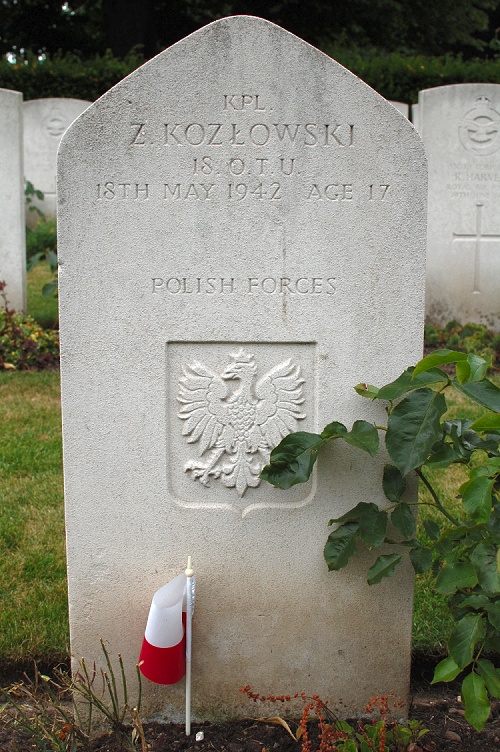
[452,203,500,293]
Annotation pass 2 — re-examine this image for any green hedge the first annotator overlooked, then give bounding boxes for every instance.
[328,48,500,103]
[2,47,500,106]
[0,50,143,102]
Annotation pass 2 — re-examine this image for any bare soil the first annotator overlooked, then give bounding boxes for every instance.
[1,659,499,751]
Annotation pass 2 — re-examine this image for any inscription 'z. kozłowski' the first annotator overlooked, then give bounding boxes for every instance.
[130,122,355,148]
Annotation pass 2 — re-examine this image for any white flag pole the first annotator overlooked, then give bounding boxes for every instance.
[185,556,195,736]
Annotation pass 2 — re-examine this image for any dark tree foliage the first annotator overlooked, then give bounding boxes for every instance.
[0,0,103,56]
[1,0,500,59]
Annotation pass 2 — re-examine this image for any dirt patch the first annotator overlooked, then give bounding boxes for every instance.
[1,670,500,752]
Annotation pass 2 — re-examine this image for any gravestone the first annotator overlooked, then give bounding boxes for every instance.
[0,88,26,312]
[411,103,421,132]
[24,98,91,227]
[58,17,427,721]
[418,84,500,327]
[389,100,409,118]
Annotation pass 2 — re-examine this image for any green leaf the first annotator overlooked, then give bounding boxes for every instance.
[376,367,448,401]
[354,383,379,399]
[344,420,379,457]
[324,522,359,571]
[367,553,402,585]
[329,502,387,548]
[470,413,500,432]
[459,593,490,609]
[386,388,447,476]
[425,442,464,468]
[409,546,432,573]
[358,508,388,548]
[338,740,357,752]
[435,561,478,595]
[455,354,490,384]
[46,249,58,270]
[383,464,406,502]
[448,613,486,669]
[321,421,347,439]
[476,659,500,698]
[486,601,500,631]
[486,456,500,474]
[329,501,379,526]
[391,502,415,538]
[26,251,44,272]
[431,655,461,683]
[42,280,57,296]
[453,378,500,413]
[412,349,468,377]
[423,519,440,541]
[260,431,323,489]
[459,476,494,522]
[462,671,491,731]
[470,542,500,595]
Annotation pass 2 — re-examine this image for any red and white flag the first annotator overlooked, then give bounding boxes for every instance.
[139,572,191,685]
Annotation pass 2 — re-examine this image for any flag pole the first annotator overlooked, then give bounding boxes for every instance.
[185,556,195,736]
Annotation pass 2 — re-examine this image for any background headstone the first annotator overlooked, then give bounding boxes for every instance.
[418,84,500,327]
[24,98,91,227]
[58,17,427,721]
[389,100,409,118]
[0,88,26,312]
[411,102,421,132]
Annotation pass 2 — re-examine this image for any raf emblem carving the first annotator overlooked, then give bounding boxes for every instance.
[459,97,500,156]
[177,349,305,496]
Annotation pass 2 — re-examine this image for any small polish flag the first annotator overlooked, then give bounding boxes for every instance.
[139,571,193,685]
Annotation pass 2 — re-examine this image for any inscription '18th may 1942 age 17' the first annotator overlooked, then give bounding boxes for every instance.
[92,95,392,203]
[177,349,305,497]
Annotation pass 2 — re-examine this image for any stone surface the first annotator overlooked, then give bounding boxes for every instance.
[418,84,500,327]
[411,103,421,132]
[58,17,427,722]
[0,88,25,312]
[389,100,409,118]
[23,98,90,227]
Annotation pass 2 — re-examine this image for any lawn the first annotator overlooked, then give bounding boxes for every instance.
[26,261,58,330]
[0,370,67,668]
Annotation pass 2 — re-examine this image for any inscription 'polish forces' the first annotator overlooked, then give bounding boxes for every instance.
[131,122,355,148]
[152,276,337,295]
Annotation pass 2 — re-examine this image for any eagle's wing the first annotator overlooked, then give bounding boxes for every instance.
[177,362,232,455]
[254,359,305,449]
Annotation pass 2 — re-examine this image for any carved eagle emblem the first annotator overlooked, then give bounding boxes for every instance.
[177,349,305,496]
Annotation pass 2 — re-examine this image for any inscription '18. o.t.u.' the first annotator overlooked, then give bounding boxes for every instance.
[177,350,305,496]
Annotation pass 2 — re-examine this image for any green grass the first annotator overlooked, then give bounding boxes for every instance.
[26,262,58,330]
[0,371,68,667]
[0,368,497,669]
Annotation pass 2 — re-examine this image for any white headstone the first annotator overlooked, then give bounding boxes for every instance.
[24,98,91,227]
[389,100,409,118]
[411,103,421,133]
[58,17,427,721]
[0,88,26,312]
[419,84,500,327]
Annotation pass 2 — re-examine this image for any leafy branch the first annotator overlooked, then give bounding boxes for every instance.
[261,349,500,731]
